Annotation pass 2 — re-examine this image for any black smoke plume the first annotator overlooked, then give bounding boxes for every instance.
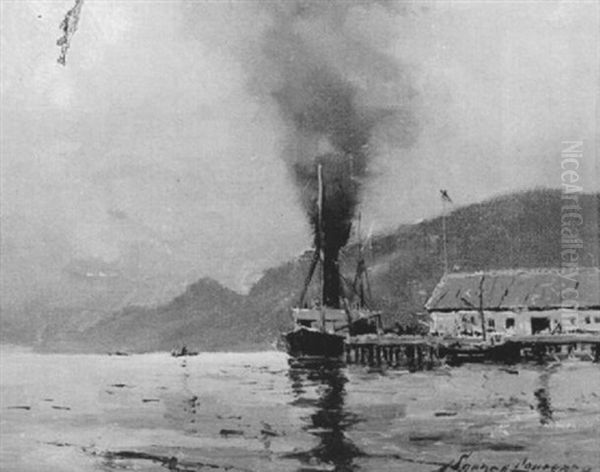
[255,1,418,307]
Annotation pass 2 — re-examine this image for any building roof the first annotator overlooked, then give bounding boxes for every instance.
[425,268,600,312]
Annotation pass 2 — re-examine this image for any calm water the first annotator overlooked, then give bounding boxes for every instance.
[1,347,599,472]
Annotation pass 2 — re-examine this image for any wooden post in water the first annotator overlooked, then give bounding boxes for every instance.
[532,344,545,363]
[416,345,424,370]
[407,345,415,371]
[346,345,350,364]
[427,345,434,369]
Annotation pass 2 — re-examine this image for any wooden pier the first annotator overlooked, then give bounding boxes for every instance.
[345,335,441,370]
[502,334,600,363]
[343,334,600,368]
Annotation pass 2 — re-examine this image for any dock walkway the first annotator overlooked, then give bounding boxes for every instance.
[344,333,600,368]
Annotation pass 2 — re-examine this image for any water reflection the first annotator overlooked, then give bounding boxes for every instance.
[286,360,364,472]
[534,364,557,425]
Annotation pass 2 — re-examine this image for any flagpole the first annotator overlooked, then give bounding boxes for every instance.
[439,190,453,275]
[440,192,449,276]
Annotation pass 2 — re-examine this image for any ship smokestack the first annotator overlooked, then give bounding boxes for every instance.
[314,157,355,308]
[250,1,419,307]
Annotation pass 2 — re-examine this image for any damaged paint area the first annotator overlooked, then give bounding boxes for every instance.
[56,0,85,65]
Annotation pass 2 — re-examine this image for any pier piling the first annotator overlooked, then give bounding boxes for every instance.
[343,334,599,369]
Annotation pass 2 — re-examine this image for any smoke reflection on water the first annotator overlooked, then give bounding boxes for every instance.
[285,360,364,472]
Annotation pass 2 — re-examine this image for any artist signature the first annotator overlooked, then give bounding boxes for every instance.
[437,453,595,472]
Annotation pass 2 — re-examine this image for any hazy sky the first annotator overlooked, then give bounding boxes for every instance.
[1,0,598,311]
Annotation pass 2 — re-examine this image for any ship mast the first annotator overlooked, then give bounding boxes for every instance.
[317,164,326,330]
[295,164,327,311]
[356,213,365,307]
[352,213,372,309]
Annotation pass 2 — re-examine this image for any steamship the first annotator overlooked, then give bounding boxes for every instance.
[283,164,382,359]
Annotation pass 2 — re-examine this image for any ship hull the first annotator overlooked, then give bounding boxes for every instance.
[283,328,345,359]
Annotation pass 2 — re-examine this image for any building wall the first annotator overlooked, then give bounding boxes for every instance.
[559,309,600,332]
[429,309,600,336]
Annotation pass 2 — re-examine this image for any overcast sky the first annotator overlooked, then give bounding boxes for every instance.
[1,0,598,310]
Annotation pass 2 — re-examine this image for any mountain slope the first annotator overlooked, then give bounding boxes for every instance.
[15,188,600,352]
[248,188,599,331]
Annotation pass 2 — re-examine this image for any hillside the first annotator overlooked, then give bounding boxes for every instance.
[10,188,600,352]
[245,188,600,335]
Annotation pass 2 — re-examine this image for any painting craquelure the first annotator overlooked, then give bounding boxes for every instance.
[1,1,599,471]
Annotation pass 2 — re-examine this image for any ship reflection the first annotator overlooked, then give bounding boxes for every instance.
[286,360,364,472]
